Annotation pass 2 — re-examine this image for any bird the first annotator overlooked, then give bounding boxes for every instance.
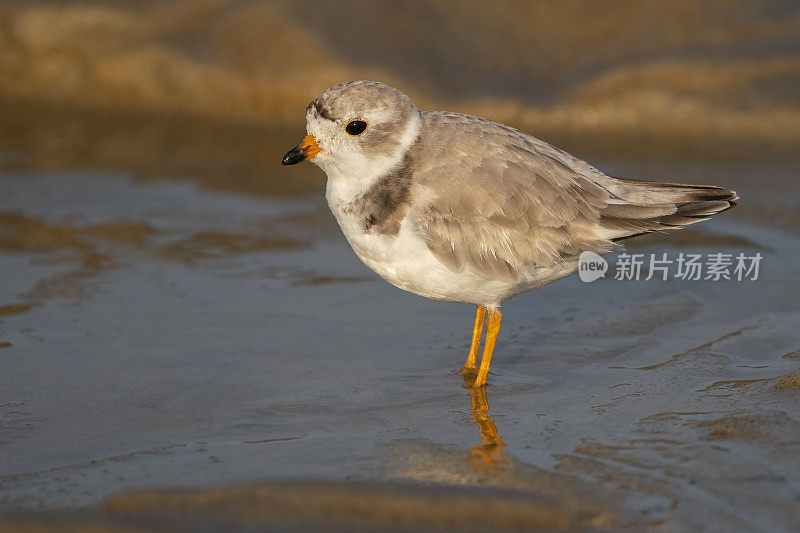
[282,80,737,388]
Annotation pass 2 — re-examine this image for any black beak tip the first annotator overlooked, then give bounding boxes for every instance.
[282,147,305,166]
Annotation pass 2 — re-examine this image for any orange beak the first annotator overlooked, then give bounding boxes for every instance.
[282,134,322,165]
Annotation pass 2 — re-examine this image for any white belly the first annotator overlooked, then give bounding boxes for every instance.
[328,205,575,307]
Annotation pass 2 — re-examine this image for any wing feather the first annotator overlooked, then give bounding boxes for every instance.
[413,112,613,281]
[409,112,737,281]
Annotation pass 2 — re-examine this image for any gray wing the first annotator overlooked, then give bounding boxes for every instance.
[412,112,737,281]
[412,112,612,281]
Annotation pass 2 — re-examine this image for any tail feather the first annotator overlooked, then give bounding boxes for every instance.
[596,177,738,241]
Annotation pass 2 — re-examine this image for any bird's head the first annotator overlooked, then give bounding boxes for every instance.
[282,81,420,180]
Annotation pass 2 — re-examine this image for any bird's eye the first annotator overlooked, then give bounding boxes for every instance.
[345,120,368,136]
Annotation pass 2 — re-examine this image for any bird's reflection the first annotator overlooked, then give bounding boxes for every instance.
[462,377,508,468]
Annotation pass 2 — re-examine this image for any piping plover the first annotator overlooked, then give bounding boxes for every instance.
[282,80,737,388]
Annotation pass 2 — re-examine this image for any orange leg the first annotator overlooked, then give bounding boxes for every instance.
[472,308,501,388]
[459,306,486,374]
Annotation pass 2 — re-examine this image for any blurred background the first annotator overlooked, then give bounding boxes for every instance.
[2,0,800,167]
[1,1,800,532]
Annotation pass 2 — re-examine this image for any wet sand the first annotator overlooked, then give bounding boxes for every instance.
[0,100,799,532]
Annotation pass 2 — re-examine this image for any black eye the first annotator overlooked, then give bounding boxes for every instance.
[345,120,368,136]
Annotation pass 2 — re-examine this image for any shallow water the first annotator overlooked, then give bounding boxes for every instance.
[0,110,799,532]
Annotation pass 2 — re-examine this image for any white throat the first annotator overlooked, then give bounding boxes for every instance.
[318,112,421,207]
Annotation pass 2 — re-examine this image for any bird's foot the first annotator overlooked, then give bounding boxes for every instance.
[467,380,488,391]
[457,365,477,377]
